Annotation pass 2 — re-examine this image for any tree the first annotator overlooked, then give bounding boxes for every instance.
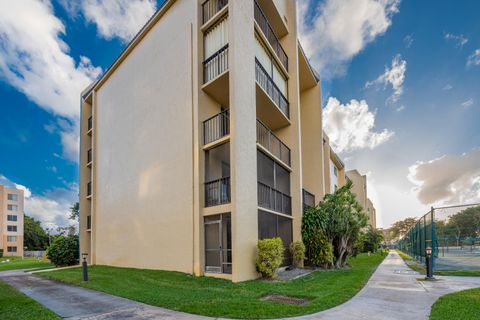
[69,202,79,220]
[445,206,480,246]
[46,236,79,266]
[302,182,368,268]
[24,215,49,250]
[362,226,384,253]
[387,217,418,240]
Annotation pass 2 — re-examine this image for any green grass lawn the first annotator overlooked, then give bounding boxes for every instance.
[430,288,480,320]
[396,250,426,274]
[0,256,53,272]
[434,270,480,277]
[0,280,60,320]
[38,253,383,319]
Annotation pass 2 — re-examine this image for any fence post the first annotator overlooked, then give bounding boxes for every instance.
[431,206,436,271]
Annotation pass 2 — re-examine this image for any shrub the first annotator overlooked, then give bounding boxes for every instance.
[289,241,305,268]
[46,236,79,266]
[306,231,334,268]
[0,249,3,258]
[256,237,284,279]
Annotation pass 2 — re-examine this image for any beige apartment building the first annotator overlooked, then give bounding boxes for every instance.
[322,132,346,194]
[346,169,376,227]
[0,185,24,257]
[79,0,335,282]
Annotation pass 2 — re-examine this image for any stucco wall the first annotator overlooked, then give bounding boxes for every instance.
[93,0,196,273]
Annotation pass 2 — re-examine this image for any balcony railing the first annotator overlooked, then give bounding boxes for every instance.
[258,182,291,215]
[204,44,229,83]
[302,188,315,211]
[255,58,289,118]
[203,110,230,145]
[205,177,231,207]
[87,116,93,132]
[87,148,92,164]
[87,182,92,197]
[202,0,228,24]
[256,120,290,166]
[86,215,91,230]
[254,0,288,71]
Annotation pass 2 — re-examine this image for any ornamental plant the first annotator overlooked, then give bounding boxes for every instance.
[46,236,79,267]
[289,241,306,268]
[256,237,284,279]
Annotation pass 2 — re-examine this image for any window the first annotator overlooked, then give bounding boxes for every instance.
[7,236,17,242]
[7,204,18,211]
[329,160,338,194]
[7,194,18,201]
[7,225,17,232]
[7,246,17,253]
[255,37,287,96]
[7,215,17,222]
[258,210,292,266]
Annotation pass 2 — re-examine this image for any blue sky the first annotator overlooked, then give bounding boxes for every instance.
[0,0,479,229]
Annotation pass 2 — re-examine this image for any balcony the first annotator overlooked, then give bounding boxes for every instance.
[202,44,229,106]
[87,182,92,198]
[87,148,92,166]
[87,116,93,134]
[202,0,228,25]
[86,215,91,230]
[205,177,231,207]
[256,120,290,166]
[255,59,289,129]
[302,189,315,211]
[254,0,288,71]
[258,182,291,215]
[204,110,229,145]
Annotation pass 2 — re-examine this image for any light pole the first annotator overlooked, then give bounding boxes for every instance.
[82,253,89,282]
[425,246,434,280]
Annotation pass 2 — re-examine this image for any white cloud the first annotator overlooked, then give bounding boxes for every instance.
[298,0,400,78]
[442,84,453,90]
[408,149,480,205]
[62,0,157,44]
[396,105,405,112]
[461,98,474,108]
[444,33,468,48]
[365,54,407,103]
[0,0,101,162]
[323,97,394,153]
[0,175,77,230]
[403,34,413,48]
[467,49,480,67]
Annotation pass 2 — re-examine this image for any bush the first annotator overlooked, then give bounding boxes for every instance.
[256,237,284,279]
[0,249,3,258]
[46,236,79,266]
[306,231,334,268]
[289,241,305,268]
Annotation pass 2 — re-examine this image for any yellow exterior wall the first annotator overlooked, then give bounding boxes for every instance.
[346,169,368,210]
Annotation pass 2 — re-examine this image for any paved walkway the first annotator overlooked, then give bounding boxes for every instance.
[1,251,479,319]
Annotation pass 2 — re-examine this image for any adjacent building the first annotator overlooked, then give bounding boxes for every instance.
[346,169,377,228]
[0,185,24,257]
[79,0,374,281]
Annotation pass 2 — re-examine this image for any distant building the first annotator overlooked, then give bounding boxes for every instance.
[0,185,24,256]
[322,132,346,194]
[346,170,376,228]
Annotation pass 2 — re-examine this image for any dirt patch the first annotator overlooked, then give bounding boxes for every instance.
[261,294,310,305]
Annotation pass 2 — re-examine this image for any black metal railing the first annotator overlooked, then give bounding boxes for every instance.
[86,215,91,230]
[204,44,229,83]
[258,181,291,215]
[255,58,289,118]
[302,189,315,211]
[87,148,92,164]
[202,0,228,24]
[205,177,231,207]
[254,0,288,71]
[203,110,230,145]
[256,120,290,166]
[87,116,93,132]
[87,182,92,197]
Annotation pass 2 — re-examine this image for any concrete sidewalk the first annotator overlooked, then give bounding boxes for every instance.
[1,251,479,319]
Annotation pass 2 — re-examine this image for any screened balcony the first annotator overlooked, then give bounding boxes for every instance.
[256,119,290,166]
[87,148,92,166]
[202,0,228,25]
[87,182,92,198]
[87,116,93,134]
[254,0,288,71]
[205,142,230,207]
[302,188,315,211]
[258,182,291,215]
[203,110,229,145]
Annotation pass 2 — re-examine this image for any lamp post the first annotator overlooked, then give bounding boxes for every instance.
[425,246,434,280]
[82,253,88,282]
